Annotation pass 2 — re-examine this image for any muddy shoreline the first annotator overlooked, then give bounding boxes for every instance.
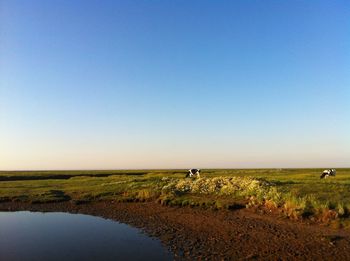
[1,201,350,260]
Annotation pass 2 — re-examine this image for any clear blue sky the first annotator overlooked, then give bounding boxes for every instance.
[1,0,349,170]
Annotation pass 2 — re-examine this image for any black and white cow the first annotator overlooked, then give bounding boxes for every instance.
[186,169,201,178]
[320,169,336,179]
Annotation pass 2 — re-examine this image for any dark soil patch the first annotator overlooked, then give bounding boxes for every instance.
[0,172,148,182]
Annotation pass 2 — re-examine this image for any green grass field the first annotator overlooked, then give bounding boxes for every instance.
[1,168,350,224]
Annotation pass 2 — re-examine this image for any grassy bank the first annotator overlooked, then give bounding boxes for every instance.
[1,168,350,226]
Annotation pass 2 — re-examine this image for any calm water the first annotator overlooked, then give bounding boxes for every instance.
[0,211,173,261]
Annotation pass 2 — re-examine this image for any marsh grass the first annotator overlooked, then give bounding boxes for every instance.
[1,168,350,223]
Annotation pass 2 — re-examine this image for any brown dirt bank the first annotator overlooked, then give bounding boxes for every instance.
[1,201,350,260]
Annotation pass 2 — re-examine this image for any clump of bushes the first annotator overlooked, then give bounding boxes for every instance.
[159,176,350,223]
[277,194,350,222]
[161,176,272,197]
[282,194,311,220]
[135,189,160,201]
[119,189,161,202]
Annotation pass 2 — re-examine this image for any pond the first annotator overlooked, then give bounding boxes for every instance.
[0,211,173,261]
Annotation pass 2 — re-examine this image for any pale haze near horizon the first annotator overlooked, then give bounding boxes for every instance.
[1,1,349,170]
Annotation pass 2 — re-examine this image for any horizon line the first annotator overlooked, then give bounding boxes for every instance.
[1,166,349,172]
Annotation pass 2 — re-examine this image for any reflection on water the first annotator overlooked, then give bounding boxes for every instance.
[0,211,172,261]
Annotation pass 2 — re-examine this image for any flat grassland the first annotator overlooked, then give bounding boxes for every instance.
[1,168,350,225]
